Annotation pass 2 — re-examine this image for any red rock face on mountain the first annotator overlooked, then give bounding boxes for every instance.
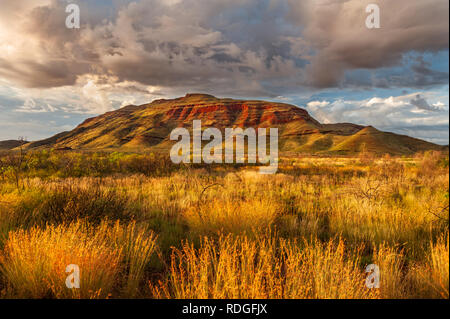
[23,93,445,155]
[158,94,320,128]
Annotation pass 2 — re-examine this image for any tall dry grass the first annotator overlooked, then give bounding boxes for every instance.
[151,234,376,299]
[0,220,157,298]
[184,199,279,236]
[0,151,448,299]
[428,233,449,298]
[405,232,449,298]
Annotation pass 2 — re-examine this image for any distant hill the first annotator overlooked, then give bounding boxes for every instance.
[20,93,446,155]
[0,140,28,150]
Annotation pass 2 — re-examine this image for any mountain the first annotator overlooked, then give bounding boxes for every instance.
[0,139,28,150]
[21,93,445,155]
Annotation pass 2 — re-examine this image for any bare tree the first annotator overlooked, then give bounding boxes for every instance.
[4,137,30,191]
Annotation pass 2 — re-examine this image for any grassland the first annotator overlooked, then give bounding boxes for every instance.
[0,149,448,299]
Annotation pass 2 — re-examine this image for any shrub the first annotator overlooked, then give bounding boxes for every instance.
[0,221,157,298]
[13,185,133,227]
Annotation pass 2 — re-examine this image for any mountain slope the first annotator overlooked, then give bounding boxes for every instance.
[0,140,28,150]
[329,126,443,155]
[22,93,445,155]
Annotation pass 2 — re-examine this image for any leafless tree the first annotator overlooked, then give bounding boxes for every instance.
[4,137,30,191]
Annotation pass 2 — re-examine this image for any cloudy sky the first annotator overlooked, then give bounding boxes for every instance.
[0,0,448,144]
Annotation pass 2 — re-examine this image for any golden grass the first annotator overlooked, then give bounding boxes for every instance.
[0,151,447,299]
[151,234,376,299]
[107,221,158,297]
[372,244,405,298]
[405,233,449,299]
[428,233,449,298]
[184,199,279,236]
[0,221,157,298]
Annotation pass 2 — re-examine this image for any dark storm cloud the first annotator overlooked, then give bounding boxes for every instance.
[0,0,448,94]
[287,0,449,88]
[410,94,436,111]
[343,55,450,90]
[409,56,449,87]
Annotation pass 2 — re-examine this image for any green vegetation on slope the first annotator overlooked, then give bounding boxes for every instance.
[14,94,445,156]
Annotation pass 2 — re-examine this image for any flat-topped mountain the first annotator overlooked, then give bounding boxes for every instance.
[21,93,445,155]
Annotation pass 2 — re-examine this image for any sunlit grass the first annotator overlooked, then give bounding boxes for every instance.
[0,150,447,298]
[151,234,377,299]
[0,221,157,298]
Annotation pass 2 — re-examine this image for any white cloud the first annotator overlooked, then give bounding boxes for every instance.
[305,91,449,144]
[15,98,58,113]
[365,97,407,108]
[81,80,113,114]
[307,100,330,110]
[432,101,446,110]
